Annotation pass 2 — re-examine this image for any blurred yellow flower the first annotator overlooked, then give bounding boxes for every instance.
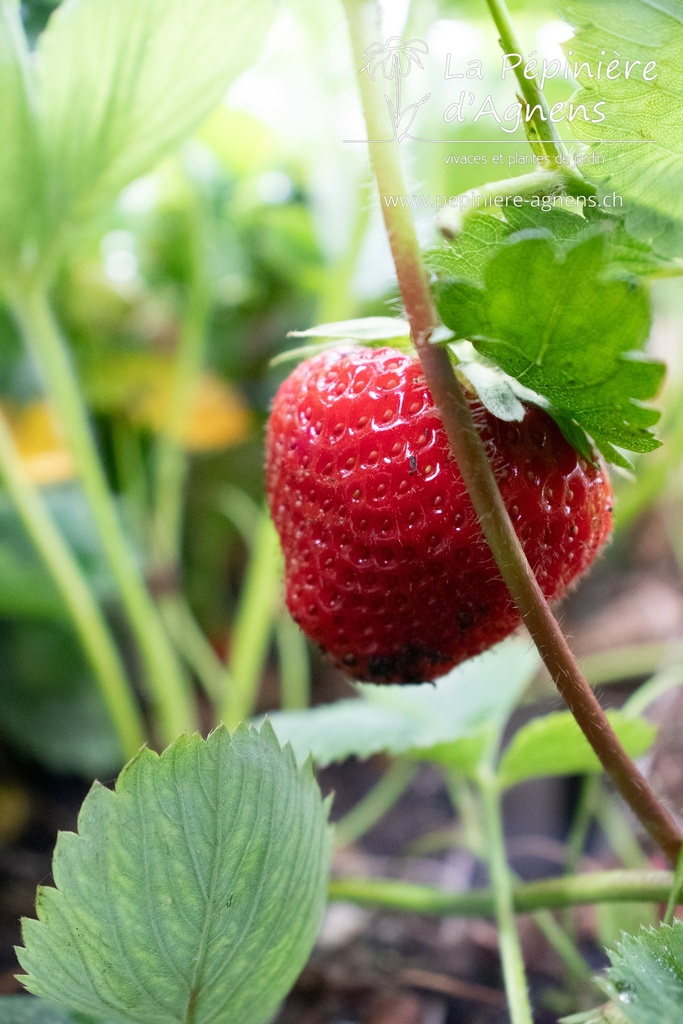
[131,371,253,452]
[4,401,75,486]
[82,352,253,451]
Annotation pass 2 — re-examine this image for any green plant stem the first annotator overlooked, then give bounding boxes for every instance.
[449,769,591,987]
[595,791,649,869]
[223,513,281,728]
[532,907,595,986]
[405,826,463,857]
[0,409,144,759]
[664,845,683,925]
[479,772,533,1024]
[160,594,231,708]
[561,777,600,943]
[275,611,311,711]
[580,641,683,689]
[328,869,679,917]
[153,198,210,565]
[111,421,150,545]
[334,760,418,847]
[484,0,568,166]
[342,0,682,867]
[437,169,594,238]
[10,284,195,745]
[624,663,683,718]
[566,777,601,876]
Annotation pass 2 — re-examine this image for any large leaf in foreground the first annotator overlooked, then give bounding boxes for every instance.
[435,232,664,467]
[558,0,683,255]
[17,724,332,1024]
[34,0,273,239]
[266,640,538,773]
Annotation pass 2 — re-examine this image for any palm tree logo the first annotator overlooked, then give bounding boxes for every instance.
[360,36,431,142]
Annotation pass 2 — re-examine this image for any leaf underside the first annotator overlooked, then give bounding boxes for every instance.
[0,0,274,271]
[266,639,539,774]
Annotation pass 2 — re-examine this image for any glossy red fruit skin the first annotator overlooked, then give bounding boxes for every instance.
[266,346,612,684]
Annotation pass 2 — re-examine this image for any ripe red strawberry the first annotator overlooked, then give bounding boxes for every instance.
[266,346,612,684]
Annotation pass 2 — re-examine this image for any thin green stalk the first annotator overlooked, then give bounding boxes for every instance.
[10,283,195,744]
[405,826,463,857]
[530,640,683,701]
[532,908,595,987]
[484,0,569,166]
[0,409,144,759]
[446,774,486,856]
[111,422,151,546]
[223,512,281,728]
[328,869,679,917]
[624,663,683,718]
[449,769,591,986]
[580,641,683,689]
[479,771,534,1024]
[664,845,683,925]
[595,792,649,870]
[334,760,418,847]
[566,778,601,878]
[561,777,601,946]
[342,0,682,867]
[160,594,232,708]
[275,611,311,711]
[218,485,262,547]
[438,169,594,238]
[153,197,210,565]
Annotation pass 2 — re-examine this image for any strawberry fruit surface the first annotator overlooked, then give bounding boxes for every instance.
[266,346,613,684]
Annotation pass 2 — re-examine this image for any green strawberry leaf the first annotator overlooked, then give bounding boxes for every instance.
[498,710,656,788]
[557,0,683,257]
[287,317,412,343]
[32,0,273,252]
[264,639,538,775]
[0,997,99,1024]
[271,317,415,368]
[434,231,664,467]
[428,207,667,284]
[17,723,332,1024]
[600,921,683,1024]
[0,0,40,280]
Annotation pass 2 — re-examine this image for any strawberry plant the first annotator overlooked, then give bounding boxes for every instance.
[1,0,683,1021]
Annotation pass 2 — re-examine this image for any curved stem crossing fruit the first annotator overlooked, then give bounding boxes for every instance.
[341,0,682,865]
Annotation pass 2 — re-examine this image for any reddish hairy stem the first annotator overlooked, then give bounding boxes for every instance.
[344,0,682,864]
